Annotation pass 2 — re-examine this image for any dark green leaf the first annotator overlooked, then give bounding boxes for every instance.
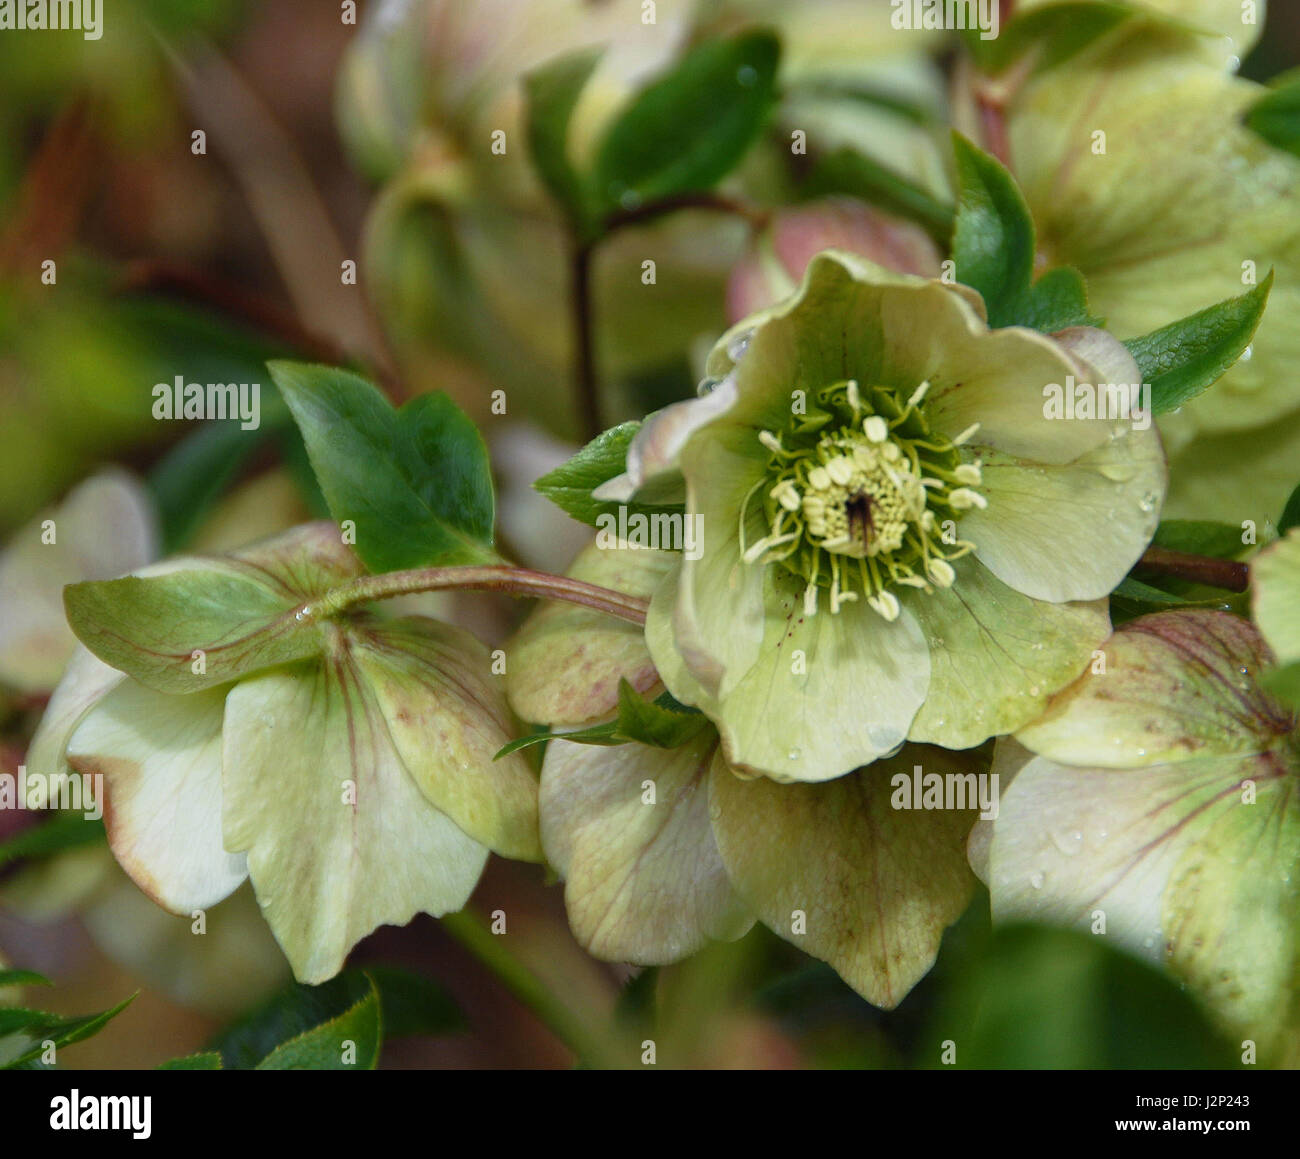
[1008,265,1102,332]
[1279,482,1300,535]
[365,966,464,1038]
[951,132,1035,327]
[1261,661,1300,710]
[592,30,779,214]
[923,924,1233,1068]
[256,975,382,1070]
[534,421,684,528]
[0,969,52,989]
[1245,72,1300,158]
[0,814,105,871]
[524,48,602,225]
[614,678,706,748]
[270,361,497,574]
[1152,520,1246,559]
[210,970,383,1070]
[1123,274,1273,414]
[1,993,136,1069]
[966,2,1133,76]
[158,1052,223,1070]
[802,146,954,242]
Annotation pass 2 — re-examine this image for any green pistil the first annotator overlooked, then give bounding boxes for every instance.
[739,378,985,618]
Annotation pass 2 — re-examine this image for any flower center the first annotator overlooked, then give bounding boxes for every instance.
[739,378,985,618]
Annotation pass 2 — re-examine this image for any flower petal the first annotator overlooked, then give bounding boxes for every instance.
[1252,528,1300,664]
[0,470,156,694]
[540,732,752,963]
[977,737,1300,1051]
[67,681,247,913]
[507,540,672,727]
[25,646,127,780]
[711,746,978,1008]
[1017,610,1291,767]
[222,630,489,983]
[355,616,541,861]
[1011,25,1300,434]
[959,424,1165,602]
[903,557,1110,748]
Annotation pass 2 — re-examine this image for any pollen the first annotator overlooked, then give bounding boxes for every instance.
[740,377,983,618]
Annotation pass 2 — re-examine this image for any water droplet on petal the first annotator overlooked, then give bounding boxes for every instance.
[727,329,754,362]
[1029,871,1045,890]
[787,748,801,761]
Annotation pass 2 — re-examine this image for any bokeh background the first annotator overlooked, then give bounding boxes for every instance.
[1,0,1297,1068]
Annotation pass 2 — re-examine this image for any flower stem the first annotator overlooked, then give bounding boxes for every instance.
[439,908,626,1068]
[1133,547,1249,593]
[303,564,649,625]
[569,191,766,441]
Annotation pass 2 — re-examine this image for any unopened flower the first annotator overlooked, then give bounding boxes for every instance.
[27,523,541,983]
[601,251,1164,780]
[509,542,980,1007]
[726,198,941,321]
[970,609,1300,1059]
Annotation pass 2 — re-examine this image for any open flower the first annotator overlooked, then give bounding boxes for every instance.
[601,250,1163,781]
[508,542,981,1007]
[27,522,540,983]
[970,609,1300,1059]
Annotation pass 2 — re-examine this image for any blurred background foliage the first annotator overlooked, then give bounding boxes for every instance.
[0,0,1296,1068]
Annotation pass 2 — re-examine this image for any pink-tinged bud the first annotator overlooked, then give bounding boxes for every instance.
[726,198,941,322]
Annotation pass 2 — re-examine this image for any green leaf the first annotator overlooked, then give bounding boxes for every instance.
[1123,274,1273,414]
[1,993,136,1069]
[803,146,954,243]
[270,361,497,574]
[365,966,464,1038]
[924,924,1233,1068]
[592,30,779,215]
[534,421,684,529]
[523,47,602,226]
[0,814,105,871]
[210,970,385,1070]
[1260,660,1300,710]
[0,969,52,989]
[494,684,704,758]
[256,975,382,1070]
[967,2,1133,76]
[614,679,706,749]
[1245,72,1300,159]
[950,133,1035,327]
[1279,482,1300,535]
[1008,265,1102,332]
[158,1051,224,1070]
[1152,520,1246,559]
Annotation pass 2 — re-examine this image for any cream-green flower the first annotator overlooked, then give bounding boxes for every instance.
[600,251,1163,781]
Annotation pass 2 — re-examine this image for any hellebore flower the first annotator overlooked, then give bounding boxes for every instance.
[508,541,981,1007]
[600,251,1164,781]
[970,608,1300,1058]
[26,523,541,983]
[1003,18,1300,525]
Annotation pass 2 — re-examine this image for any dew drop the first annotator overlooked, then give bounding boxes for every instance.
[737,65,757,87]
[1138,491,1158,513]
[1050,829,1083,857]
[727,329,754,362]
[1239,343,1253,363]
[787,748,802,761]
[1029,871,1045,890]
[1029,685,1040,697]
